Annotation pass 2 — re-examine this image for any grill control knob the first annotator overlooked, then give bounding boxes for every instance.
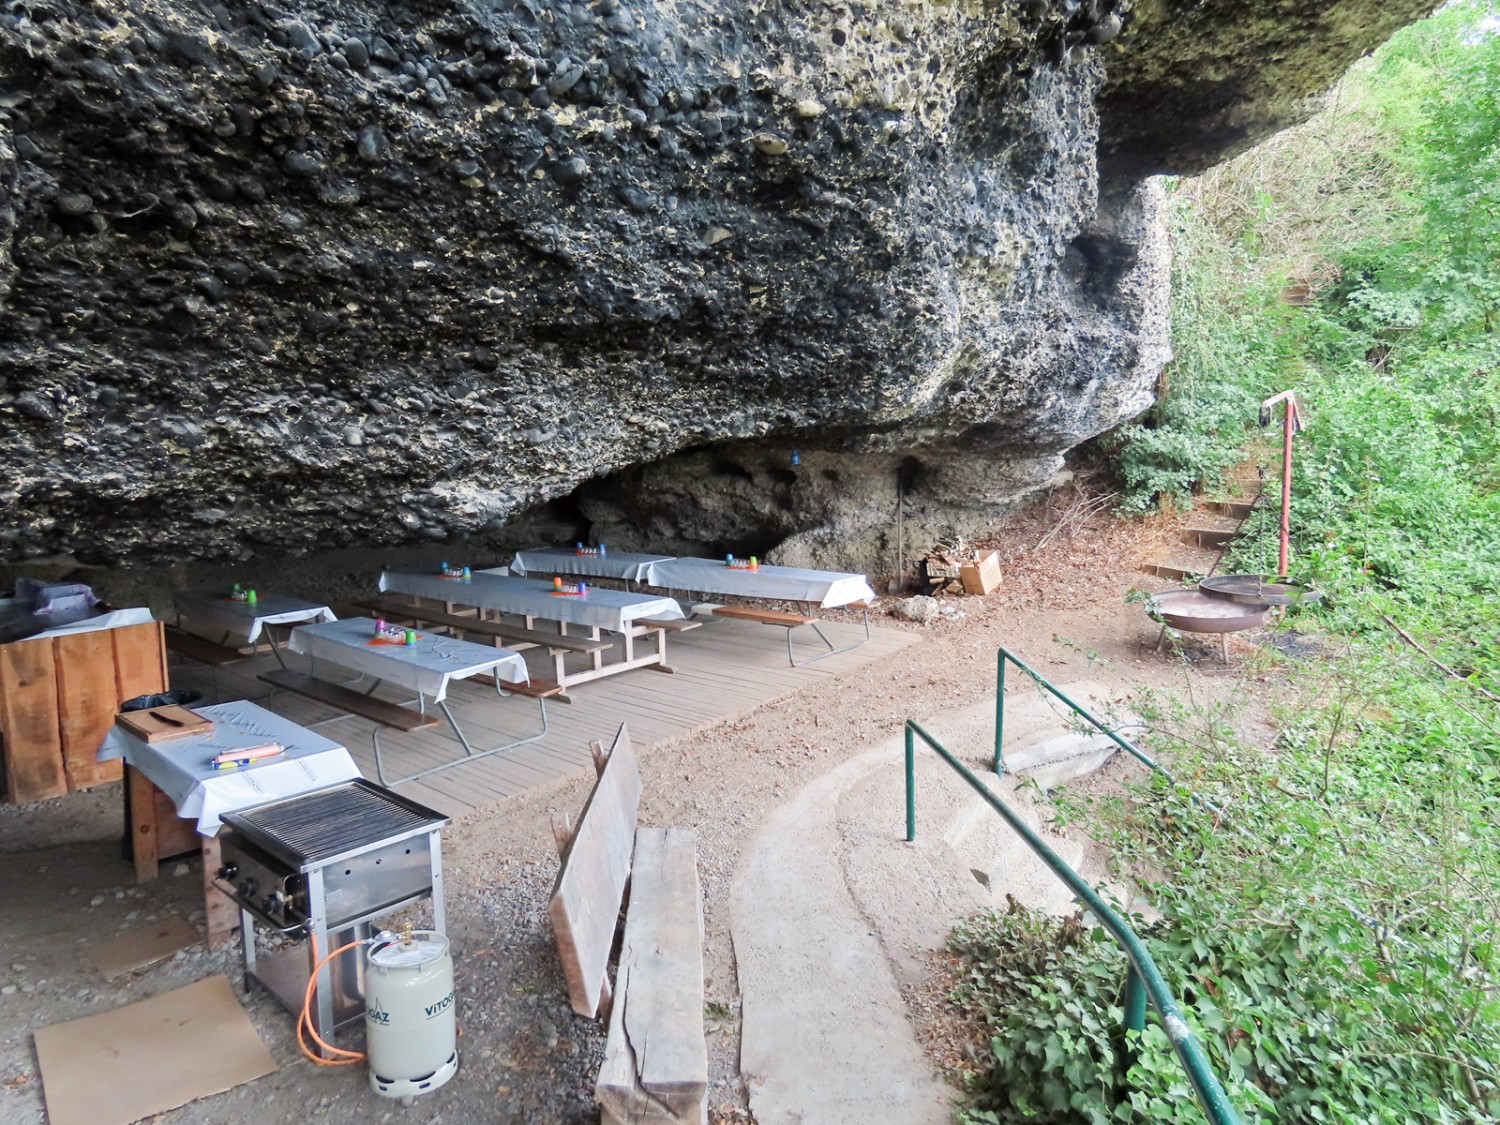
[216,863,238,881]
[261,893,285,917]
[237,877,259,899]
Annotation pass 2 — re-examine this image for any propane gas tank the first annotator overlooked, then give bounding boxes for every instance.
[365,930,459,1100]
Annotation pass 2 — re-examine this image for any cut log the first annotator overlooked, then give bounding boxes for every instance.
[596,827,707,1125]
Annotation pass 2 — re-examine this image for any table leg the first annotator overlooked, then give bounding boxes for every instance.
[201,834,238,951]
[127,765,161,883]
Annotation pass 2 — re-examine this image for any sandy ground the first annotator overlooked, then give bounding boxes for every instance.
[0,485,1269,1125]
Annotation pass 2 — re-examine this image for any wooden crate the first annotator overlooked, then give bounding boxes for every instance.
[0,621,168,804]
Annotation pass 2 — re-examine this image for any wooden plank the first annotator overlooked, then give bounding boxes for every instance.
[548,723,642,1018]
[114,621,169,701]
[597,827,707,1125]
[54,630,124,791]
[0,637,67,803]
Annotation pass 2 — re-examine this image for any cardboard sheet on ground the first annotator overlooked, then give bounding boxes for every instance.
[88,917,199,979]
[35,975,276,1125]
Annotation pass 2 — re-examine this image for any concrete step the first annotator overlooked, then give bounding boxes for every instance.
[1006,730,1120,789]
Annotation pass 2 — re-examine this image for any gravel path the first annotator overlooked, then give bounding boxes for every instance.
[0,492,1243,1124]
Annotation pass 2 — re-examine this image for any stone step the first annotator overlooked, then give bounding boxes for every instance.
[1140,545,1220,581]
[1178,525,1240,550]
[1201,498,1257,519]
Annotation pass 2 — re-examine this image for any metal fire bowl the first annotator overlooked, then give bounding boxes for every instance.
[1198,574,1324,607]
[1147,590,1268,634]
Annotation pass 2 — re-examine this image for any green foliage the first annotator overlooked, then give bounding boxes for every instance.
[952,667,1500,1125]
[956,6,1500,1121]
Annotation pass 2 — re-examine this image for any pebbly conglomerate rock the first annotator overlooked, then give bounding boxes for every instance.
[0,0,1428,569]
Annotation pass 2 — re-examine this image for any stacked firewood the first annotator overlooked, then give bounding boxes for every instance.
[922,542,967,595]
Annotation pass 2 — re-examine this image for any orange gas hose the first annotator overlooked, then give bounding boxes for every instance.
[297,931,368,1066]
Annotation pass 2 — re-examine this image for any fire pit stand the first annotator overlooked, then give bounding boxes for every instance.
[1146,589,1269,664]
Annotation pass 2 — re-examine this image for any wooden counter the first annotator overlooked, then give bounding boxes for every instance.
[0,620,168,803]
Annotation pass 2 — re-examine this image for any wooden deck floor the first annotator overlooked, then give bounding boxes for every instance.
[168,615,916,818]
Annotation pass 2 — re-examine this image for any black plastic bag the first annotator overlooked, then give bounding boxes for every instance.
[120,690,203,712]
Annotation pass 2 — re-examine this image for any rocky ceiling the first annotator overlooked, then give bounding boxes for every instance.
[0,0,1437,571]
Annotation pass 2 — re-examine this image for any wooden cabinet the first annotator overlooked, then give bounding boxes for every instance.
[0,621,168,803]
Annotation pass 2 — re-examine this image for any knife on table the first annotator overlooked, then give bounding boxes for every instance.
[150,709,187,726]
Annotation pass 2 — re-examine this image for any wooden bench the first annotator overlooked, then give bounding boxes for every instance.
[164,626,247,666]
[711,603,872,666]
[353,596,614,657]
[258,669,439,732]
[549,724,707,1125]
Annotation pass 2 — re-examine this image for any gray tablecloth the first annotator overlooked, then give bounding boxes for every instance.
[380,569,684,633]
[645,557,876,608]
[96,701,360,835]
[509,548,675,585]
[288,616,528,702]
[173,588,336,644]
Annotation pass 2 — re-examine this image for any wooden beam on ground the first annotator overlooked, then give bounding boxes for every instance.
[548,722,641,1018]
[596,827,707,1125]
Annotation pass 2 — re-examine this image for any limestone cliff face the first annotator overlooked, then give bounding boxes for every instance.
[0,0,1429,570]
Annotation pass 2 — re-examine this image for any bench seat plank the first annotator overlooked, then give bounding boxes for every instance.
[164,626,247,666]
[353,596,613,655]
[636,617,703,633]
[258,669,439,732]
[712,605,817,628]
[597,827,707,1125]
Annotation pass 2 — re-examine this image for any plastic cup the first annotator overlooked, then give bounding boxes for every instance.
[404,629,417,645]
[375,618,387,633]
[553,576,563,589]
[247,590,258,605]
[579,582,588,596]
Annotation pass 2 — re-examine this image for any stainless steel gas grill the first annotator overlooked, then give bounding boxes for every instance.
[215,779,450,1051]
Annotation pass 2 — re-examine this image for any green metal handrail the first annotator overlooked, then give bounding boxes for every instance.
[994,647,1225,817]
[905,720,1245,1125]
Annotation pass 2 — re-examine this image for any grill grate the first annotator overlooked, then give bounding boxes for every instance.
[229,780,444,864]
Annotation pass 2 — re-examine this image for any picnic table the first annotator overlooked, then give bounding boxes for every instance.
[377,568,695,690]
[509,547,674,586]
[96,700,360,947]
[644,557,877,608]
[171,588,336,668]
[275,617,544,786]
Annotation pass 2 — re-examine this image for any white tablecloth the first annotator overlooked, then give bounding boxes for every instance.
[508,547,675,585]
[379,569,685,634]
[96,701,361,836]
[289,617,528,702]
[645,557,876,608]
[173,588,336,644]
[0,599,156,641]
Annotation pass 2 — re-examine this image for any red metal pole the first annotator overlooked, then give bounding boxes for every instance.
[1279,404,1293,577]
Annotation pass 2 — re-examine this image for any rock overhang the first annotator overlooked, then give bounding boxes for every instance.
[0,0,1437,569]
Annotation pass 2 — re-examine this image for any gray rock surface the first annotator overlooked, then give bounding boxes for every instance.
[0,0,1425,568]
